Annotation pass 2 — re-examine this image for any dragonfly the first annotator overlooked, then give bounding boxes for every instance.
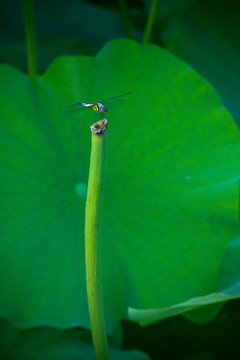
[62,92,131,119]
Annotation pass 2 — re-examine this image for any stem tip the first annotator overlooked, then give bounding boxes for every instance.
[91,119,108,135]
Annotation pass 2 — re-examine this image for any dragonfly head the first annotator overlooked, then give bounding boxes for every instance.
[102,106,108,113]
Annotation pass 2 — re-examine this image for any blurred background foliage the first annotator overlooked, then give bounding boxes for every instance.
[1,0,240,124]
[0,0,240,359]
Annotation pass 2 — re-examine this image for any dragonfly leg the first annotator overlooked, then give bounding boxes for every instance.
[99,112,106,120]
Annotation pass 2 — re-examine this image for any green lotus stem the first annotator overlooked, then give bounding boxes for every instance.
[118,0,133,39]
[22,0,38,75]
[143,0,160,43]
[239,181,240,222]
[85,119,109,360]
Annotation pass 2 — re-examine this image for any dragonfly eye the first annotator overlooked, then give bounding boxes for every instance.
[103,107,108,112]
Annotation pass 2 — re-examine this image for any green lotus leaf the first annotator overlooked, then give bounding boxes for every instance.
[218,236,240,294]
[0,317,149,360]
[0,39,239,333]
[129,292,240,326]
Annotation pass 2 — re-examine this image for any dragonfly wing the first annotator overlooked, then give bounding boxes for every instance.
[99,99,125,105]
[61,107,87,116]
[67,102,87,108]
[100,91,131,104]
